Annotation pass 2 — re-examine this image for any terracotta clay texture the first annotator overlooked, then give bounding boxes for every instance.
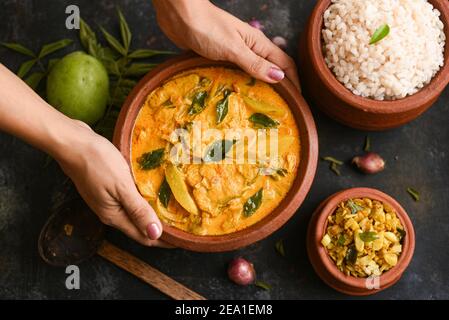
[299,0,449,131]
[113,53,319,252]
[307,188,415,296]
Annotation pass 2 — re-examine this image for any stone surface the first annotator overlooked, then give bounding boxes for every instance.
[0,0,448,299]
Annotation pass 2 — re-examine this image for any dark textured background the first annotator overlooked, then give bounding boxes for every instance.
[0,0,448,300]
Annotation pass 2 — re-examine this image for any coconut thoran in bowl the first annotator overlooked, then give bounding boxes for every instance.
[131,67,300,236]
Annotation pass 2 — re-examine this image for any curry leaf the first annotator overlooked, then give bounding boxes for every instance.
[407,187,420,202]
[337,234,346,246]
[138,148,165,170]
[347,199,364,214]
[124,63,157,77]
[397,228,406,244]
[359,231,378,242]
[17,59,37,79]
[158,178,171,208]
[203,139,237,163]
[128,49,174,59]
[370,24,390,45]
[2,43,36,57]
[243,188,263,217]
[345,245,357,264]
[38,39,73,59]
[321,156,344,166]
[79,18,98,51]
[247,77,256,86]
[249,113,279,128]
[275,239,285,257]
[25,72,45,90]
[216,89,232,124]
[117,8,132,52]
[47,58,60,72]
[188,91,208,115]
[101,27,127,56]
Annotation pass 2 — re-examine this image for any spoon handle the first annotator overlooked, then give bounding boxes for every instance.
[98,241,206,300]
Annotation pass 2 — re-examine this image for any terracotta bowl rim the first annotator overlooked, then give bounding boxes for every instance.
[311,187,415,291]
[308,0,449,114]
[113,53,319,252]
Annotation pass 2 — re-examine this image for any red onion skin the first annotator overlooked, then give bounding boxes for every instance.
[352,152,385,174]
[248,19,264,31]
[227,257,256,286]
[272,36,287,50]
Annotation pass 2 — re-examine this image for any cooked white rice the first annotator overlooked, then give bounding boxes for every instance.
[322,0,446,100]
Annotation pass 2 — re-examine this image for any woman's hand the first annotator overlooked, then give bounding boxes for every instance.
[153,0,301,90]
[55,120,166,247]
[0,64,165,247]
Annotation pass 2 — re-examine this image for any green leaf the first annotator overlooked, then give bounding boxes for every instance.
[17,59,37,79]
[359,231,378,242]
[188,91,208,115]
[275,239,285,257]
[25,72,45,90]
[94,110,120,140]
[407,187,420,202]
[370,24,390,45]
[243,188,263,217]
[254,280,271,291]
[247,77,256,86]
[79,19,98,50]
[321,156,344,166]
[38,39,73,59]
[397,228,406,244]
[117,8,131,52]
[120,79,137,88]
[47,59,60,72]
[128,49,175,59]
[345,245,357,264]
[100,47,119,61]
[103,59,121,76]
[101,27,127,56]
[216,89,232,124]
[158,178,172,208]
[203,139,237,163]
[347,199,364,214]
[248,113,279,128]
[138,148,165,170]
[124,63,157,76]
[1,43,36,57]
[330,162,341,176]
[337,234,346,246]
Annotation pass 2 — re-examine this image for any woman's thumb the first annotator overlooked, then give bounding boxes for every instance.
[118,186,163,240]
[230,45,285,84]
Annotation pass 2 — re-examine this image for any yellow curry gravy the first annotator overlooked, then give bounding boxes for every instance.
[131,67,300,235]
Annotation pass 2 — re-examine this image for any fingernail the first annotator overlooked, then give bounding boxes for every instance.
[268,67,284,81]
[147,223,161,240]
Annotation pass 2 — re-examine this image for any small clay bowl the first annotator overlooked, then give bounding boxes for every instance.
[299,0,449,131]
[113,53,319,252]
[307,188,415,295]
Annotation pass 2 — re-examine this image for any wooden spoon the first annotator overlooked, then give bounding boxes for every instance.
[38,198,205,300]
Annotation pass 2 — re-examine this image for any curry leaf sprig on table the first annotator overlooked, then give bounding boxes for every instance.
[1,39,73,90]
[79,9,175,139]
[321,156,344,176]
[2,7,175,141]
